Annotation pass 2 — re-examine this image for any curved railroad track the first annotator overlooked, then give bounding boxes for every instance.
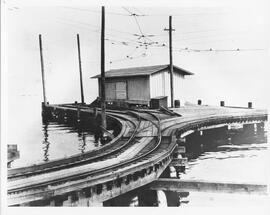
[7,106,267,206]
[8,110,142,180]
[8,110,162,195]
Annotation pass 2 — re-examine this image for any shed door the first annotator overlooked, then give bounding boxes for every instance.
[116,81,127,99]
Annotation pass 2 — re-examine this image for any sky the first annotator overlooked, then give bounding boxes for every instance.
[2,0,270,108]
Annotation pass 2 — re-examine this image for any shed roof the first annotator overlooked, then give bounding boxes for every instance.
[91,64,193,78]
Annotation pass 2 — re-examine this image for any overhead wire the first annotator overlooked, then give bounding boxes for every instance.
[50,19,266,54]
[173,48,265,52]
[108,52,147,64]
[122,7,164,51]
[43,7,265,65]
[61,6,229,18]
[58,18,138,36]
[132,7,146,16]
[122,7,134,16]
[58,9,252,48]
[133,15,144,36]
[62,6,130,16]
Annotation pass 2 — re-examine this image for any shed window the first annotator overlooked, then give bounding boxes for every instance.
[116,81,127,99]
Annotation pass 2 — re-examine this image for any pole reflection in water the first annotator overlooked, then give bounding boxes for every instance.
[78,131,86,154]
[29,120,98,168]
[42,123,50,162]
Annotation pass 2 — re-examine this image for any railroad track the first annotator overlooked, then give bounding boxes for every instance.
[8,106,267,206]
[8,109,162,196]
[8,109,142,180]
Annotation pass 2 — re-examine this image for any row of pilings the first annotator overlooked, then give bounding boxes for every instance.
[174,121,266,162]
[104,121,267,207]
[41,103,121,143]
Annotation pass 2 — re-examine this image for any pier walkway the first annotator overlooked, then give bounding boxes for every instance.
[7,104,267,206]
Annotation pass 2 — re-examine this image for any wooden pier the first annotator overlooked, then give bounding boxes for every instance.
[7,103,267,206]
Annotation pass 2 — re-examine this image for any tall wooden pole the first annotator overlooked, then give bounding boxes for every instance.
[39,34,47,105]
[76,34,85,104]
[100,6,106,129]
[169,16,174,108]
[164,16,175,108]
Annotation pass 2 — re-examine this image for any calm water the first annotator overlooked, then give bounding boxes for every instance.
[104,123,268,206]
[7,95,268,206]
[171,124,268,207]
[8,96,268,175]
[181,125,268,184]
[7,95,98,168]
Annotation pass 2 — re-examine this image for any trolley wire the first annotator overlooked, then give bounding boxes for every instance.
[34,7,265,66]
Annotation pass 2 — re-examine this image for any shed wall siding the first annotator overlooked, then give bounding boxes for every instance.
[105,82,116,100]
[127,76,150,101]
[150,69,184,105]
[164,71,171,101]
[150,72,165,98]
[100,71,185,104]
[174,72,185,102]
[115,81,127,99]
[101,76,150,102]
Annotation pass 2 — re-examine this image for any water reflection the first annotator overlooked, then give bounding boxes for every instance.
[95,123,268,207]
[40,120,98,162]
[78,132,86,153]
[42,123,50,162]
[161,123,267,207]
[184,123,267,161]
[12,120,98,167]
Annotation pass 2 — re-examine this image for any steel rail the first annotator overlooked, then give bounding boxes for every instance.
[8,110,267,196]
[8,111,161,194]
[8,110,141,179]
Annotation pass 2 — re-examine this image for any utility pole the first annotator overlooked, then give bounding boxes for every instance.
[76,34,85,104]
[100,6,107,129]
[39,34,47,105]
[164,16,175,108]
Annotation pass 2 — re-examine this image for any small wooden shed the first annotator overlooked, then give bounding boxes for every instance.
[91,64,193,107]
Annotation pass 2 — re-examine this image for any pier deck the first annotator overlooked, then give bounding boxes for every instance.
[7,104,267,206]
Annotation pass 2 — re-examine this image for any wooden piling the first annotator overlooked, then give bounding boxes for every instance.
[76,34,85,104]
[49,199,55,206]
[77,190,87,206]
[220,101,225,107]
[94,107,98,117]
[77,106,81,122]
[174,100,180,108]
[39,34,47,105]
